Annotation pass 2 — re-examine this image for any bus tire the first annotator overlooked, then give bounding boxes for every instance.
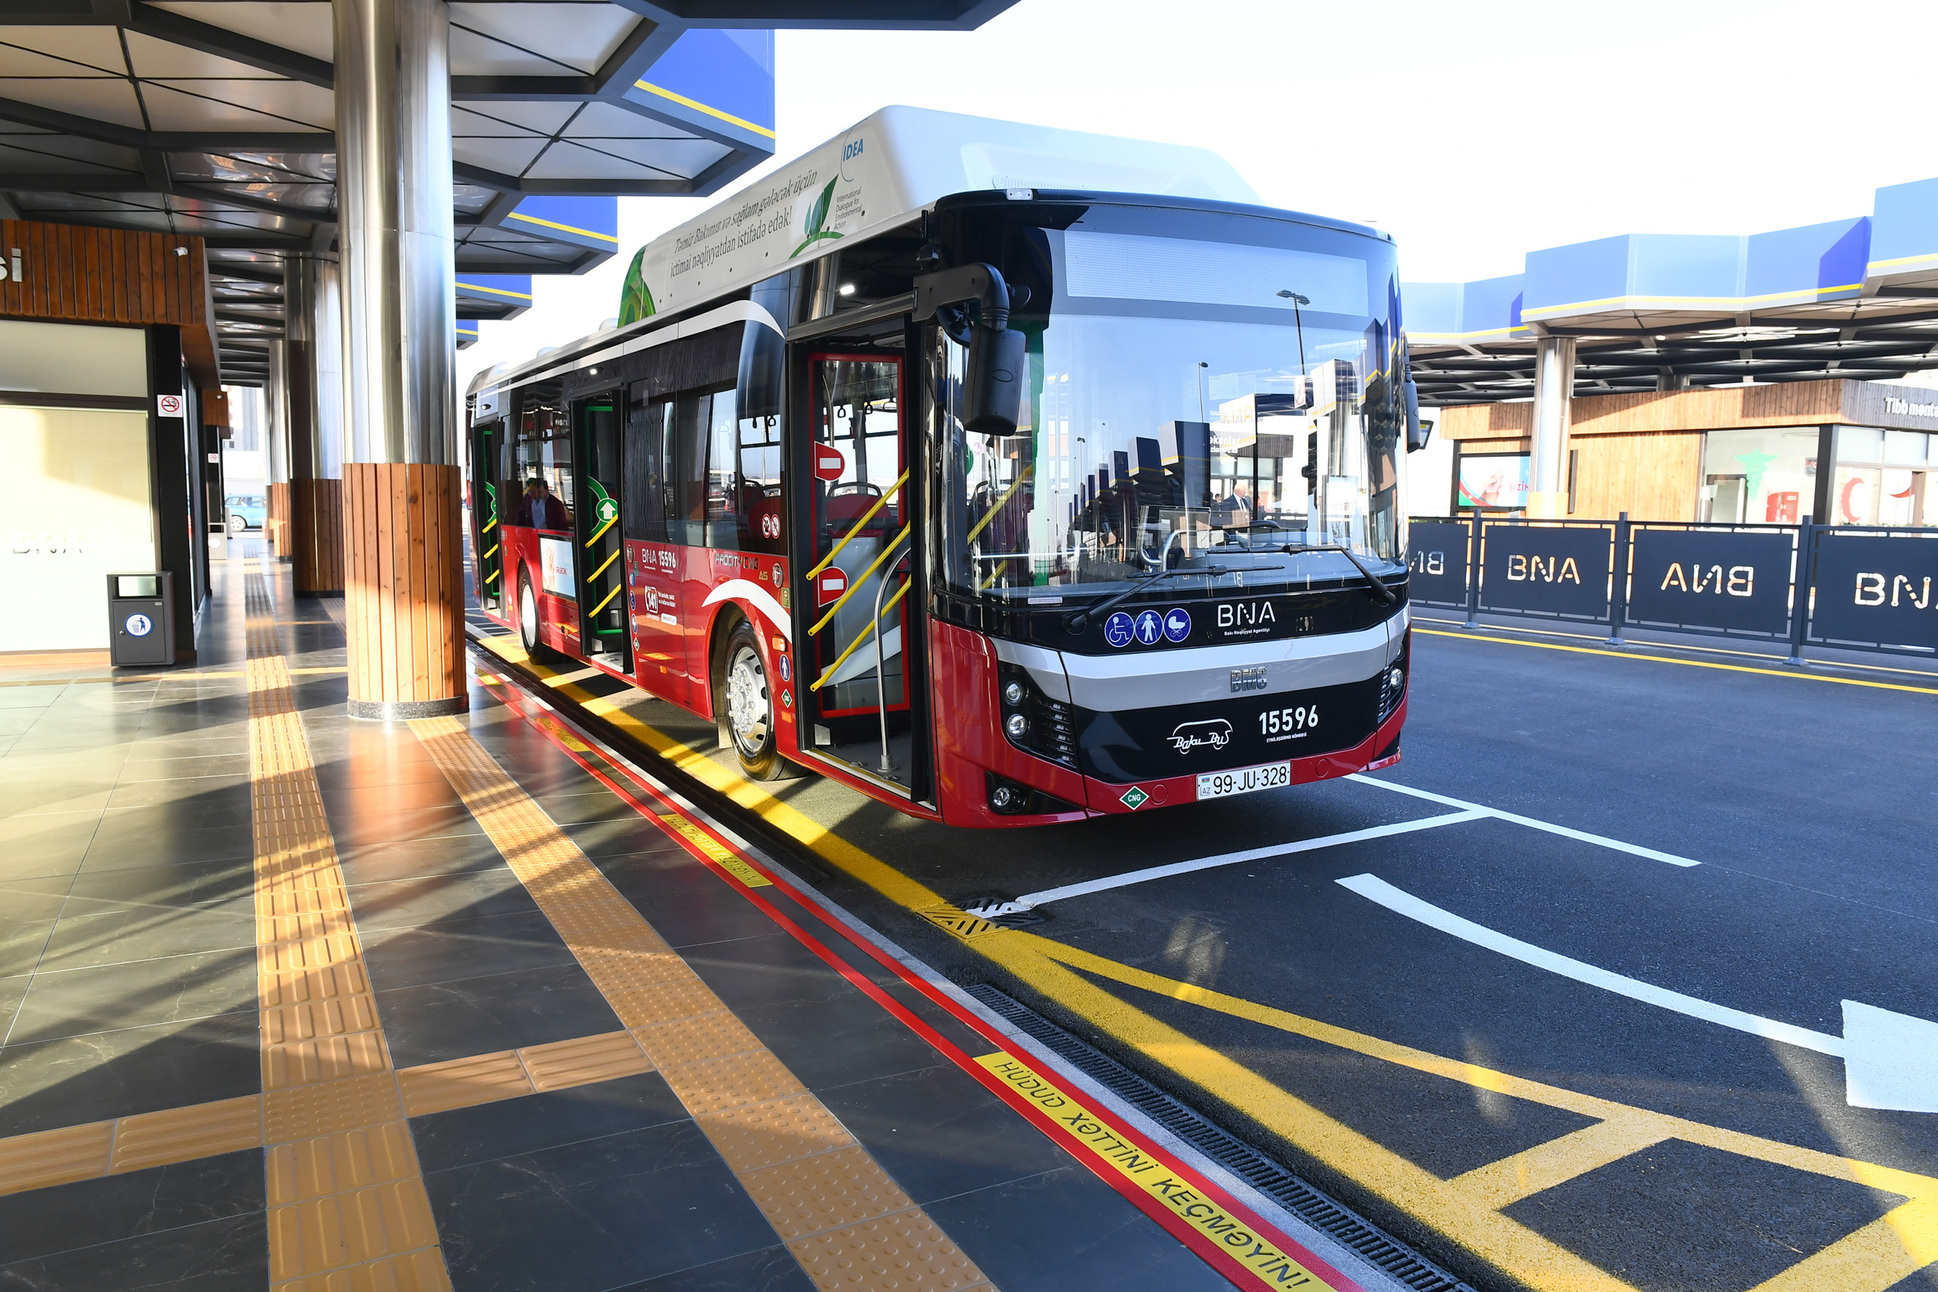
[518,569,555,663]
[718,617,801,782]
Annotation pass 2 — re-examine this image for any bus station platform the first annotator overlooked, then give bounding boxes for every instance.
[0,544,1383,1292]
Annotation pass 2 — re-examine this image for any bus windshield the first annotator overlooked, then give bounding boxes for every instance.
[941,211,1405,602]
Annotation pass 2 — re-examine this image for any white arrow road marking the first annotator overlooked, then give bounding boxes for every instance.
[1347,773,1701,867]
[1844,1002,1938,1114]
[961,810,1486,919]
[1338,872,1938,1113]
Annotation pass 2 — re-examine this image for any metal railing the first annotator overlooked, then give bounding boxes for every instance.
[1408,512,1938,661]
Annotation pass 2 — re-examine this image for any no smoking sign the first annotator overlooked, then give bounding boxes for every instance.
[156,393,185,418]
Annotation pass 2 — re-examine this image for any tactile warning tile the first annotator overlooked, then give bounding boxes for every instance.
[0,1121,114,1196]
[602,977,727,1029]
[696,1095,856,1173]
[267,1123,421,1206]
[738,1146,918,1241]
[787,1213,992,1291]
[110,1096,264,1175]
[397,1051,529,1118]
[519,1030,653,1092]
[634,1010,763,1069]
[655,1050,808,1117]
[408,715,992,1292]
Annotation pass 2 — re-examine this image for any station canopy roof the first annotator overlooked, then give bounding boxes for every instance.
[0,1,1016,383]
[1405,176,1938,406]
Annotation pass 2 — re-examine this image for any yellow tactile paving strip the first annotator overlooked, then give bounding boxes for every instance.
[245,567,454,1292]
[0,1033,656,1201]
[409,715,995,1292]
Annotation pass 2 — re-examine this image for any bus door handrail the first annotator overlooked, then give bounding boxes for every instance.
[810,532,911,693]
[805,468,908,581]
[808,523,910,636]
[873,546,913,774]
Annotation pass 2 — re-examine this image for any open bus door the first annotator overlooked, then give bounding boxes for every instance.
[794,339,930,798]
[572,390,630,672]
[469,398,504,610]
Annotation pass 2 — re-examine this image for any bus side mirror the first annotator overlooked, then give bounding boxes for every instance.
[1404,379,1431,452]
[964,323,1025,436]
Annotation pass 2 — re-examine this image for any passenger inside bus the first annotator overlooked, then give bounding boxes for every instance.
[515,477,571,530]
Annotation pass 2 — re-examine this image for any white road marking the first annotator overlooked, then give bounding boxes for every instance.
[1339,873,1938,1112]
[1844,1003,1938,1114]
[962,810,1486,918]
[1347,773,1701,867]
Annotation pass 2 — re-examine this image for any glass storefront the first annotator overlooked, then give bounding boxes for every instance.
[1700,425,1933,527]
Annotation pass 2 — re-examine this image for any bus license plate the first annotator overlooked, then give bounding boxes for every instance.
[1195,760,1291,801]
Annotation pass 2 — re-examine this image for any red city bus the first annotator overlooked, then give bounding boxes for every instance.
[468,108,1426,827]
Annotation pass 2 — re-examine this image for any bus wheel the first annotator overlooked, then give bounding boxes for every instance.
[518,571,554,663]
[721,620,797,781]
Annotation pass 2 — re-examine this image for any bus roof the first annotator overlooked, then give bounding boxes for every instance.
[621,105,1259,322]
[472,107,1262,397]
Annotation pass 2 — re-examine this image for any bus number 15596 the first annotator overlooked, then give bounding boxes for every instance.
[1260,705,1317,736]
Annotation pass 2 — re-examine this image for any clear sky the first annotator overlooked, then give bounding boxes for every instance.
[458,0,1938,392]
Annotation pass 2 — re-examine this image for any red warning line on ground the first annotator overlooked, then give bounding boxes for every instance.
[976,1051,1348,1291]
[483,662,1362,1292]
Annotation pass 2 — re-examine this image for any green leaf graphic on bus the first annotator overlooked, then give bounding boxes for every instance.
[791,176,844,258]
[617,247,655,327]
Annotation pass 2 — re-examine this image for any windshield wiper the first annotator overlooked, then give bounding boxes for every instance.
[1061,561,1213,632]
[1275,541,1397,605]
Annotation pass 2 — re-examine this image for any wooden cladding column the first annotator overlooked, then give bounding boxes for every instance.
[266,482,290,558]
[343,463,465,718]
[292,478,344,593]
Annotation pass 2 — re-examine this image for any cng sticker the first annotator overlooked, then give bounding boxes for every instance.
[1119,785,1150,810]
[816,567,847,606]
[813,443,846,482]
[123,613,153,637]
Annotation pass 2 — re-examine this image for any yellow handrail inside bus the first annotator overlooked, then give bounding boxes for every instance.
[589,546,620,582]
[810,577,911,692]
[586,512,616,546]
[805,469,909,580]
[481,515,497,534]
[965,463,1034,545]
[808,525,909,636]
[588,581,624,618]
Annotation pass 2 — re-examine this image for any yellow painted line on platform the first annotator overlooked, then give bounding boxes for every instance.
[1416,627,1938,696]
[409,711,991,1292]
[472,628,1938,1292]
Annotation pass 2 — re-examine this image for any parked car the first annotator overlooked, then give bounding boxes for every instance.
[225,494,266,533]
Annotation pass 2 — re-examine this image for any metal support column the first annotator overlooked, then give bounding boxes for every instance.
[335,0,464,718]
[1811,424,1839,525]
[265,340,291,559]
[1529,335,1576,520]
[287,255,346,594]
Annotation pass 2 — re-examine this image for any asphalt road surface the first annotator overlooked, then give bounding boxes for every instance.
[488,615,1938,1292]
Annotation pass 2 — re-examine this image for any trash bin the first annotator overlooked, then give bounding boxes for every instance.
[107,572,175,667]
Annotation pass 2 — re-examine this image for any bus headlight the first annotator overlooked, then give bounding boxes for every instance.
[1002,680,1025,708]
[1005,712,1029,740]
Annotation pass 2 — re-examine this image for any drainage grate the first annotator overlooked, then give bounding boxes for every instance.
[968,985,1477,1292]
